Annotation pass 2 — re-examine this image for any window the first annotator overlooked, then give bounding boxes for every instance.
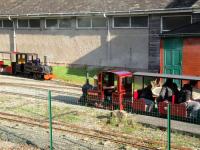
[113,16,148,28]
[18,19,29,28]
[0,20,2,28]
[122,77,132,86]
[59,19,71,28]
[162,16,191,31]
[131,16,148,27]
[46,19,58,28]
[77,17,107,28]
[29,19,40,28]
[77,17,91,28]
[46,18,72,29]
[3,20,13,28]
[92,17,107,27]
[17,19,40,28]
[114,17,130,27]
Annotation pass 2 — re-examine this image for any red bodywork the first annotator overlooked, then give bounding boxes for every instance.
[87,70,133,110]
[133,85,188,117]
[0,61,12,74]
[132,90,146,112]
[158,95,187,118]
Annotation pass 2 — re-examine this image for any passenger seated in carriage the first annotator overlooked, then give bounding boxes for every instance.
[156,78,180,104]
[178,80,200,119]
[139,84,154,112]
[156,78,173,103]
[102,74,117,101]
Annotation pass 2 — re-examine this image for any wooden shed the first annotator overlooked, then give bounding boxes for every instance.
[160,22,200,87]
[160,22,200,76]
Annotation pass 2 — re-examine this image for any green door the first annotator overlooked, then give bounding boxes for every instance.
[164,38,183,75]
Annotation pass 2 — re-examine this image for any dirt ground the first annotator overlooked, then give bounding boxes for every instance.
[0,93,200,149]
[0,75,200,149]
[0,140,39,150]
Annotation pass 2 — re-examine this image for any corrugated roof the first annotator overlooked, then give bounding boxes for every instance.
[161,22,200,37]
[0,0,200,16]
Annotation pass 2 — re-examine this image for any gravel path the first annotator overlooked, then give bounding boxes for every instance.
[0,120,120,150]
[0,75,82,94]
[0,140,40,150]
[0,75,200,149]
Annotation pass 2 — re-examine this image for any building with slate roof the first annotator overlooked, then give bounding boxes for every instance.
[0,0,200,72]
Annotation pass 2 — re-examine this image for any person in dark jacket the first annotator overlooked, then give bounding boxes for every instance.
[34,57,40,66]
[80,79,93,104]
[172,82,180,104]
[140,84,154,112]
[156,78,173,103]
[179,80,200,119]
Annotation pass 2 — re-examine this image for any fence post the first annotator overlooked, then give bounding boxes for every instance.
[167,103,171,150]
[48,90,53,150]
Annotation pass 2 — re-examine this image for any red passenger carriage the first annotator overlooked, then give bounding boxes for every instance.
[133,72,200,119]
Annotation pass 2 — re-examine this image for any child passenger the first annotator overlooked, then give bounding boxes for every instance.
[139,84,154,112]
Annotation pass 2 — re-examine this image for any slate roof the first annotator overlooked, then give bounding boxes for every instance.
[161,22,200,37]
[0,0,200,16]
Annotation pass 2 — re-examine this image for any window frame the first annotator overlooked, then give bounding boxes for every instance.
[76,17,92,29]
[45,18,59,29]
[76,17,107,29]
[0,20,3,28]
[17,18,41,29]
[91,17,107,28]
[2,19,13,28]
[29,19,41,28]
[113,16,131,28]
[161,15,192,32]
[58,18,72,29]
[17,19,29,29]
[131,16,149,28]
[113,15,149,29]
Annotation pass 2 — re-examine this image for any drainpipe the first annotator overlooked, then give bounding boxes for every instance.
[13,22,16,53]
[105,14,111,64]
[8,16,16,53]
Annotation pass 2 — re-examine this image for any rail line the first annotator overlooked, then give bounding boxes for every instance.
[0,112,158,150]
[0,82,81,95]
[0,81,194,149]
[0,75,82,88]
[0,83,81,100]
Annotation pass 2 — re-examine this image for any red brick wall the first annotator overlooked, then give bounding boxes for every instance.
[183,38,200,87]
[183,38,200,75]
[160,39,164,74]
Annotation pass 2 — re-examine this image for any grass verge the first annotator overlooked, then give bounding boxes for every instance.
[52,66,100,85]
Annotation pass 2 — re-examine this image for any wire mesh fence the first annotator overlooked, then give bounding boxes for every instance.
[0,85,49,149]
[0,78,200,149]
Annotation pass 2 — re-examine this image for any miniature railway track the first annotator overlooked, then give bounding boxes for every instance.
[0,112,191,150]
[0,112,158,150]
[0,82,81,95]
[0,81,194,149]
[0,82,81,101]
[0,75,82,88]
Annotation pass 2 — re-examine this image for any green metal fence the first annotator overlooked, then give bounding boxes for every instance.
[0,82,200,149]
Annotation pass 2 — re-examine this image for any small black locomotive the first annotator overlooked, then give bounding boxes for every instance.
[0,52,54,80]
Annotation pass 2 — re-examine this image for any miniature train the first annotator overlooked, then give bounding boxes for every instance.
[0,52,54,80]
[80,70,200,123]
